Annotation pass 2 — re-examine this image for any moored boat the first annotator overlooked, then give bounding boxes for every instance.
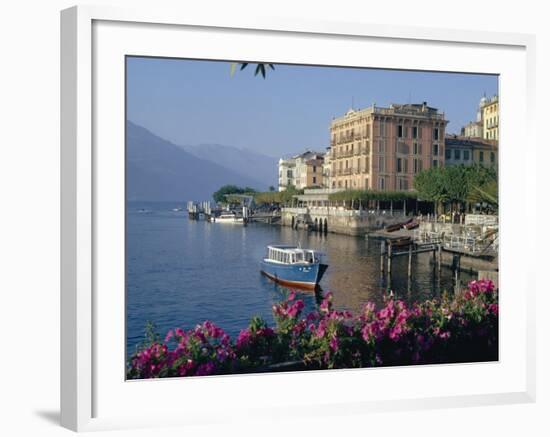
[403,221,419,230]
[385,218,414,232]
[387,236,413,248]
[211,212,245,224]
[385,223,402,232]
[260,245,328,290]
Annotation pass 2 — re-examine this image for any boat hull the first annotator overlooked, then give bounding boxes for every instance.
[260,260,328,289]
[212,217,245,224]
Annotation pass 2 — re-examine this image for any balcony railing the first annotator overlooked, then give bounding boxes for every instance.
[373,106,446,120]
[336,151,354,158]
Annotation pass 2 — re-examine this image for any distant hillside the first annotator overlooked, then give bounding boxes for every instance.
[126,121,266,202]
[180,143,278,189]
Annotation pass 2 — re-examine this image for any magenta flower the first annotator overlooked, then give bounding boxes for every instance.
[329,336,339,352]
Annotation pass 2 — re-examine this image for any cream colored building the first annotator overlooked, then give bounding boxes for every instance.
[460,96,485,139]
[461,121,483,138]
[278,150,325,191]
[329,102,447,191]
[322,146,332,188]
[481,95,499,141]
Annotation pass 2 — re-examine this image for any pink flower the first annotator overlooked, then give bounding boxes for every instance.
[316,321,327,338]
[287,300,305,318]
[236,329,252,349]
[329,336,339,352]
[389,325,403,341]
[195,362,215,376]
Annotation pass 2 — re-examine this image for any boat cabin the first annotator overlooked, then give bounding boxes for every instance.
[266,245,320,265]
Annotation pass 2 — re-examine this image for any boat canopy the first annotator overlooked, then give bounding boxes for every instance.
[266,245,321,264]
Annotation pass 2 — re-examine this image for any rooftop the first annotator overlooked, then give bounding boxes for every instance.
[331,102,446,125]
[445,135,498,149]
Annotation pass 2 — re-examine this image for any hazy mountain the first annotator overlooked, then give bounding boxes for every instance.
[180,143,278,189]
[126,121,267,202]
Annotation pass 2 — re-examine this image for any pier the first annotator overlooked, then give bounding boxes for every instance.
[187,201,217,220]
[380,238,442,281]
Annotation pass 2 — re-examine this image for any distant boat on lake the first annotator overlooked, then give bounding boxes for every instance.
[260,245,328,290]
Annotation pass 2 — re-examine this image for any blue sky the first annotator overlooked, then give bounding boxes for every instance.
[126,57,498,157]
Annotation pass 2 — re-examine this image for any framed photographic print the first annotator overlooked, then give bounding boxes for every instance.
[61,5,536,432]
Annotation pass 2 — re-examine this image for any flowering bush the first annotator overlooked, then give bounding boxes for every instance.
[127,280,498,379]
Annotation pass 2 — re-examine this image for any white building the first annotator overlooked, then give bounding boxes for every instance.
[278,150,325,191]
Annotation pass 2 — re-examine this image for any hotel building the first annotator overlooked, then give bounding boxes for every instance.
[329,102,448,191]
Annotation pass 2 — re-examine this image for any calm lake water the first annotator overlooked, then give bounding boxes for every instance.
[126,201,475,356]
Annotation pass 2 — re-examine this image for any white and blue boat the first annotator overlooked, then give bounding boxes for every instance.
[260,245,328,290]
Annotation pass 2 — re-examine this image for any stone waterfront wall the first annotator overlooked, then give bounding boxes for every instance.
[281,207,406,236]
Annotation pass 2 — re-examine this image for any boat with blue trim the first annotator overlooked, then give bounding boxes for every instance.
[260,244,328,290]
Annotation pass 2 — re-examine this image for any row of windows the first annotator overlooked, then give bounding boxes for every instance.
[333,125,372,142]
[485,130,498,140]
[333,140,441,156]
[332,178,371,189]
[445,149,471,161]
[377,140,441,155]
[335,141,371,155]
[379,157,437,173]
[445,148,496,163]
[334,157,371,171]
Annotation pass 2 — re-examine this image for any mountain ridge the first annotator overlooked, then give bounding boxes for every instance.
[178,143,278,189]
[126,121,268,202]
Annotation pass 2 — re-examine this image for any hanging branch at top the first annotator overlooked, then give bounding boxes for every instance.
[230,63,275,79]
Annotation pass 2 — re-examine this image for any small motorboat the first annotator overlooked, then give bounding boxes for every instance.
[211,212,245,224]
[387,236,413,248]
[260,245,328,290]
[385,218,414,232]
[385,223,402,232]
[404,221,419,230]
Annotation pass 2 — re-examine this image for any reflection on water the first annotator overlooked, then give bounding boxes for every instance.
[126,202,475,355]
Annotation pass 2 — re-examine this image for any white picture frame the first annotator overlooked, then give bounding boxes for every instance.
[61,5,536,432]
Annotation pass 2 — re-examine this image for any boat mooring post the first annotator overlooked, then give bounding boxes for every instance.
[454,254,461,293]
[407,243,413,279]
[387,241,393,277]
[380,240,386,273]
[437,243,442,277]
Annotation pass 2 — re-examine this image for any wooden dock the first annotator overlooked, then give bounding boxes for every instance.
[380,238,442,280]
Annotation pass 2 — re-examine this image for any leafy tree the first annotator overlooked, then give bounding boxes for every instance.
[254,186,303,206]
[212,185,257,203]
[230,63,275,79]
[468,179,498,208]
[269,186,276,192]
[413,165,497,213]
